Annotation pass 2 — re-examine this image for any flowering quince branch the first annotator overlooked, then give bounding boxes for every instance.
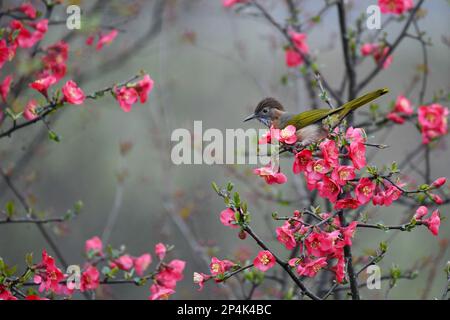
[0,237,185,300]
[0,73,148,140]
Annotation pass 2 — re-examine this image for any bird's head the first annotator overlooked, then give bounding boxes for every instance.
[243,97,285,127]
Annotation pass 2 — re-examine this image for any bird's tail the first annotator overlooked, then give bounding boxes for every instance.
[338,88,389,120]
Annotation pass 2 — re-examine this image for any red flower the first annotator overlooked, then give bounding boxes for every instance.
[0,75,12,102]
[10,19,48,48]
[134,74,154,103]
[423,210,440,236]
[25,294,48,300]
[431,177,447,189]
[62,80,85,105]
[387,95,413,124]
[155,259,185,289]
[96,30,118,51]
[112,254,134,271]
[0,39,17,69]
[276,223,297,250]
[23,99,38,120]
[209,257,235,277]
[289,257,327,278]
[253,164,287,185]
[253,250,276,272]
[306,159,331,181]
[320,139,339,166]
[155,243,167,260]
[331,165,356,186]
[272,125,297,144]
[149,284,175,300]
[346,127,366,143]
[331,255,346,283]
[29,75,56,98]
[133,253,152,276]
[285,48,303,67]
[33,250,65,293]
[85,236,103,256]
[19,2,37,19]
[347,141,366,170]
[379,0,413,15]
[317,175,341,203]
[220,208,238,229]
[41,41,69,81]
[222,0,248,8]
[293,149,313,174]
[334,197,361,210]
[355,177,376,204]
[193,272,211,291]
[80,265,100,292]
[115,86,138,112]
[414,206,428,220]
[418,104,449,144]
[0,285,17,300]
[341,221,358,246]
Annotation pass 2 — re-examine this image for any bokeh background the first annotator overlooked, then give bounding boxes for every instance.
[0,0,449,299]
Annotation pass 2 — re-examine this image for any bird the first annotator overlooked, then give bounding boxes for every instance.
[243,88,389,146]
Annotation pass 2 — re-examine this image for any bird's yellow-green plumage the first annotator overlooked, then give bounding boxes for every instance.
[284,88,389,130]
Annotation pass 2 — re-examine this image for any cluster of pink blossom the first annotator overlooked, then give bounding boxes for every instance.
[378,0,414,15]
[360,43,393,69]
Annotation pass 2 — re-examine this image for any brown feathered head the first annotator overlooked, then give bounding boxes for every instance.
[243,97,284,126]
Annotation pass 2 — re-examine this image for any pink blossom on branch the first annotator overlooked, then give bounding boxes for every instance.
[418,103,449,144]
[23,99,38,120]
[85,236,103,257]
[378,0,414,15]
[220,208,238,228]
[0,75,12,102]
[155,243,167,260]
[253,164,287,185]
[253,250,276,272]
[62,80,85,105]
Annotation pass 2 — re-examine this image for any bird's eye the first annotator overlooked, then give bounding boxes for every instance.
[263,108,268,114]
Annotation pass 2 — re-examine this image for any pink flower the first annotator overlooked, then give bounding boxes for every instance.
[253,250,276,272]
[306,159,331,180]
[33,250,65,293]
[258,129,272,145]
[0,39,17,69]
[341,221,358,246]
[23,100,38,120]
[85,236,103,256]
[29,75,56,98]
[276,224,297,250]
[62,80,85,105]
[0,75,12,102]
[41,41,69,81]
[334,197,361,210]
[253,164,287,185]
[272,125,297,144]
[379,0,413,15]
[96,30,118,51]
[289,257,327,278]
[331,165,356,186]
[222,0,247,7]
[347,141,366,170]
[388,95,413,124]
[320,139,339,166]
[193,272,211,291]
[346,127,366,143]
[293,149,313,174]
[209,257,235,277]
[149,284,175,300]
[134,74,154,103]
[285,48,303,67]
[19,2,37,19]
[115,86,138,112]
[112,254,134,271]
[0,285,17,300]
[25,295,48,300]
[418,104,449,144]
[155,243,166,260]
[80,265,100,292]
[414,206,428,220]
[355,177,376,204]
[331,256,346,283]
[317,175,341,203]
[134,253,152,276]
[360,43,375,56]
[430,193,444,205]
[423,210,440,236]
[220,208,238,229]
[431,177,447,189]
[290,31,309,55]
[155,259,185,289]
[10,19,48,48]
[86,35,95,46]
[373,46,393,69]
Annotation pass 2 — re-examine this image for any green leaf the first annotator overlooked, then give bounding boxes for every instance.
[379,241,388,253]
[25,253,33,267]
[48,130,61,142]
[211,181,220,194]
[5,200,15,218]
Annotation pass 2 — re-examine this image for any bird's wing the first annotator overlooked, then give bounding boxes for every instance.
[284,107,344,130]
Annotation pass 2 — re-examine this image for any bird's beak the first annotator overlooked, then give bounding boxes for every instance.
[243,113,256,122]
